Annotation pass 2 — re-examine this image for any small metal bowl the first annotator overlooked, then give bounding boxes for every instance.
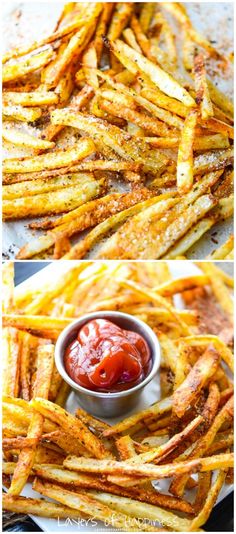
[55,311,161,418]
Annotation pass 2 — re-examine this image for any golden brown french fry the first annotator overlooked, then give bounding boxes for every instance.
[2,261,14,313]
[194,53,214,119]
[8,344,54,495]
[3,91,58,106]
[3,176,104,219]
[173,345,220,418]
[3,139,96,173]
[30,397,109,459]
[110,39,195,107]
[177,109,198,193]
[51,110,168,173]
[2,104,42,122]
[63,452,233,480]
[191,469,227,529]
[196,263,233,322]
[206,235,234,260]
[3,172,98,200]
[2,493,84,520]
[32,463,194,514]
[107,3,133,41]
[103,396,172,438]
[33,478,159,532]
[2,128,55,151]
[2,48,54,82]
[2,327,20,397]
[87,490,191,532]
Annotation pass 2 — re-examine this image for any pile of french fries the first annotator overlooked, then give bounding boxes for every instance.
[2,2,234,260]
[2,260,234,531]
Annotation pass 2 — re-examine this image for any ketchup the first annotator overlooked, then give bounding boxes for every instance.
[64,319,151,392]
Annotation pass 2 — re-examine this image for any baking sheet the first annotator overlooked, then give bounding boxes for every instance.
[2,2,234,260]
[11,259,233,532]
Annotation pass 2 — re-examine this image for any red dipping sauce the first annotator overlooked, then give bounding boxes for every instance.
[64,319,151,392]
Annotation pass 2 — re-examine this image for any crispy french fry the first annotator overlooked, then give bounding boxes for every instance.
[2,261,14,313]
[8,344,54,495]
[3,91,58,106]
[177,109,198,193]
[2,493,84,519]
[2,128,55,151]
[30,397,109,459]
[33,478,159,532]
[3,176,104,219]
[2,327,20,397]
[3,104,42,122]
[110,39,195,107]
[173,345,220,418]
[191,469,227,529]
[206,235,234,259]
[194,53,214,119]
[3,139,96,173]
[2,48,54,82]
[63,452,233,480]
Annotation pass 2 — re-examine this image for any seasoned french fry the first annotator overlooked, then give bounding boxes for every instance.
[3,91,59,106]
[2,128,55,151]
[194,53,214,119]
[8,344,54,495]
[3,139,96,173]
[3,493,84,519]
[173,346,220,418]
[177,110,198,193]
[3,176,104,219]
[2,48,54,82]
[110,39,195,107]
[2,261,14,313]
[33,478,159,532]
[31,397,109,459]
[3,104,42,122]
[2,327,21,397]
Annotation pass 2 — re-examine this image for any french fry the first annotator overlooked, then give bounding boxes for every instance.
[2,327,20,397]
[2,261,14,313]
[30,397,109,459]
[3,139,96,173]
[108,3,133,41]
[51,110,168,173]
[3,91,58,106]
[63,452,233,480]
[8,344,54,495]
[33,478,159,532]
[103,396,172,438]
[177,110,198,193]
[87,491,191,532]
[2,104,42,122]
[173,346,220,418]
[2,48,54,82]
[195,263,233,322]
[206,235,234,259]
[2,128,55,151]
[3,176,104,219]
[194,53,214,119]
[63,196,168,259]
[32,462,194,514]
[191,469,227,529]
[110,39,195,107]
[2,493,84,520]
[3,172,98,200]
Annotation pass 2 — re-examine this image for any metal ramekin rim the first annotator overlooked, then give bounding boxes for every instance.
[55,311,161,399]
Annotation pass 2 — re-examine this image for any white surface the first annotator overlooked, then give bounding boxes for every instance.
[2,2,234,260]
[14,260,233,532]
